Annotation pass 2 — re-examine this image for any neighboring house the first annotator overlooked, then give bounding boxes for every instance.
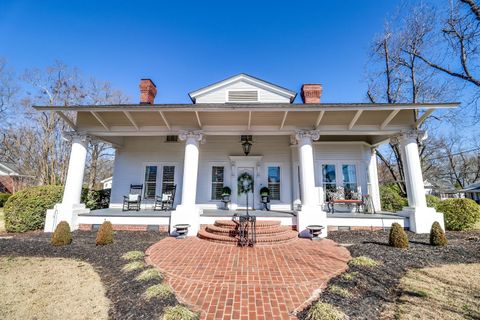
[0,161,32,193]
[101,177,113,189]
[461,182,480,204]
[427,180,463,200]
[35,74,459,237]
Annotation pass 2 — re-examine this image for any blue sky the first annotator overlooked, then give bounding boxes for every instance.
[1,1,407,103]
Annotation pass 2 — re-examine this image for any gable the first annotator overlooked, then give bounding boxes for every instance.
[189,74,296,104]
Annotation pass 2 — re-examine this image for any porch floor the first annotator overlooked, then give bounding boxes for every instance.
[79,208,171,217]
[201,209,296,217]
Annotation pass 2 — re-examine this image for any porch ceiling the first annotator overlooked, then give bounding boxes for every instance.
[34,103,458,144]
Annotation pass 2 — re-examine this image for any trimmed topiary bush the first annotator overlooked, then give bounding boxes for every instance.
[430,221,447,246]
[51,221,72,246]
[380,185,408,212]
[426,195,442,209]
[96,221,114,245]
[0,193,12,207]
[389,222,409,249]
[437,198,480,231]
[4,185,63,232]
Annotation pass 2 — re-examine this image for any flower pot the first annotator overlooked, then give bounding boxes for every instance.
[174,224,191,239]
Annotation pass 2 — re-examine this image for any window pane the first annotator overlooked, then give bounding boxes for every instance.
[268,166,280,200]
[322,164,336,200]
[342,165,357,199]
[211,166,224,200]
[144,166,157,199]
[162,166,175,194]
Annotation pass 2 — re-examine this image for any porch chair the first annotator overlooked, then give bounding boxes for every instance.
[122,184,143,211]
[154,184,177,211]
[326,186,364,213]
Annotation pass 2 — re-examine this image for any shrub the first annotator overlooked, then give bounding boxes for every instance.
[426,195,442,209]
[430,221,447,246]
[122,261,145,272]
[389,222,409,249]
[136,268,163,282]
[380,185,408,212]
[221,186,231,196]
[348,256,381,267]
[4,185,63,233]
[306,302,347,320]
[143,284,174,301]
[0,193,12,207]
[260,187,270,196]
[437,198,480,231]
[51,221,72,246]
[82,188,111,210]
[329,285,352,298]
[122,250,145,261]
[96,221,113,245]
[163,305,199,320]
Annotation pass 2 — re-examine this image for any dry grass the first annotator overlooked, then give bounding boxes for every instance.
[305,302,348,320]
[143,284,174,301]
[329,285,352,298]
[382,263,480,319]
[122,260,145,272]
[122,250,145,261]
[0,256,110,320]
[0,208,5,234]
[136,268,163,282]
[348,256,381,267]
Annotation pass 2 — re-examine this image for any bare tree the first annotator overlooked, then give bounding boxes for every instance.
[0,58,18,121]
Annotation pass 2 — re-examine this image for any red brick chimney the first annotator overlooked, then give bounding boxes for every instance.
[301,84,323,104]
[139,79,157,104]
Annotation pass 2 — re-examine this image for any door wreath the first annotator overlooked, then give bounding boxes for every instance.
[237,172,254,195]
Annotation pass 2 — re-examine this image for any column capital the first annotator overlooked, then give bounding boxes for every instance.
[295,129,320,142]
[391,129,427,145]
[62,131,90,144]
[179,130,203,142]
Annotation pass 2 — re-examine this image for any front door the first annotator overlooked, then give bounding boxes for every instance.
[237,167,254,209]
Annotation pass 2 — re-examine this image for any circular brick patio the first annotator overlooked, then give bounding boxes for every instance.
[146,237,351,320]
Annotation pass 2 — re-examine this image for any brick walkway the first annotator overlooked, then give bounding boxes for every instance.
[146,237,350,320]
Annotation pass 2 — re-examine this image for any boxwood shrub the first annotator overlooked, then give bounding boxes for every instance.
[437,198,480,231]
[4,185,63,232]
[426,195,442,209]
[380,185,408,212]
[0,193,11,207]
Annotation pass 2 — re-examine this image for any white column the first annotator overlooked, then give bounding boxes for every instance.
[62,134,89,205]
[297,131,319,207]
[394,129,444,233]
[44,132,90,232]
[170,131,203,236]
[295,130,327,237]
[367,148,381,212]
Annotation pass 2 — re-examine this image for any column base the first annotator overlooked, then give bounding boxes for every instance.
[297,205,328,238]
[397,206,445,233]
[44,203,90,232]
[170,205,202,237]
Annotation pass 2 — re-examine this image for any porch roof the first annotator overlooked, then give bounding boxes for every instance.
[33,102,459,146]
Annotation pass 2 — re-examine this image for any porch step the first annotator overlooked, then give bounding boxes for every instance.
[198,219,298,245]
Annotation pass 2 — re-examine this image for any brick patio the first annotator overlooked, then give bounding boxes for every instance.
[146,237,351,319]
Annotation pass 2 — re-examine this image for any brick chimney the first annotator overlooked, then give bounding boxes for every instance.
[301,84,323,104]
[139,79,157,104]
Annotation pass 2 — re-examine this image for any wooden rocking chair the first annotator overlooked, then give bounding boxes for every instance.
[154,185,176,211]
[122,184,143,211]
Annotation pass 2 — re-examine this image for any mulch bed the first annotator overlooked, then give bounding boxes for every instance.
[0,231,174,320]
[298,230,480,320]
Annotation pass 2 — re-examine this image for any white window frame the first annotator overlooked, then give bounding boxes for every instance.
[208,162,229,202]
[317,160,361,200]
[265,162,283,202]
[142,162,179,200]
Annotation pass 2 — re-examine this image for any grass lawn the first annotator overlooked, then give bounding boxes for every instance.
[0,256,110,320]
[383,263,480,319]
[0,208,5,234]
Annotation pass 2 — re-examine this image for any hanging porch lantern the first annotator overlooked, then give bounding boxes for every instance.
[241,135,253,156]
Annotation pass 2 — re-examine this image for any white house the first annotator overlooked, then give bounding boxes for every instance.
[36,74,458,239]
[101,177,113,190]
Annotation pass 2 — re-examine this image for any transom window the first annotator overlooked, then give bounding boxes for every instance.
[211,166,225,200]
[268,166,281,200]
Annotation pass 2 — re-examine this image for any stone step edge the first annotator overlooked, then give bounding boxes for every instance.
[205,225,294,235]
[214,220,281,228]
[197,229,298,244]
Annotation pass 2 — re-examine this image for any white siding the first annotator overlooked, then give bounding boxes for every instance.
[109,137,371,210]
[195,80,291,104]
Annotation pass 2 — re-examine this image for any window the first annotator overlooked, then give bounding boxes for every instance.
[211,166,224,200]
[144,166,158,199]
[322,164,337,199]
[268,166,281,200]
[161,166,175,194]
[342,164,357,198]
[165,135,178,143]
